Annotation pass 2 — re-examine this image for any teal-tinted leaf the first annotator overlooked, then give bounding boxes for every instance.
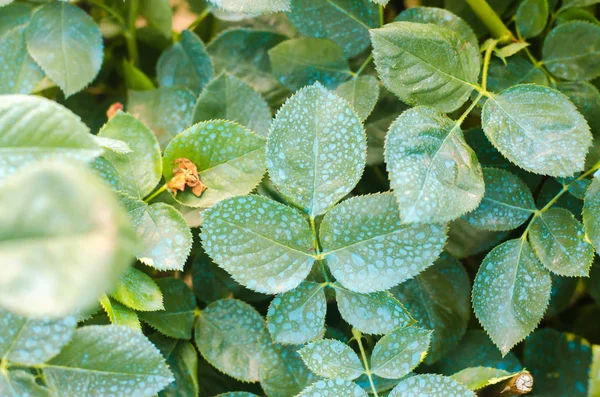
[0,2,30,36]
[524,329,592,396]
[389,374,475,396]
[202,195,316,294]
[138,278,195,339]
[335,76,379,121]
[450,367,514,390]
[464,168,535,231]
[395,6,478,48]
[547,274,579,317]
[298,379,368,397]
[590,345,600,396]
[91,157,121,189]
[536,177,585,216]
[98,111,162,199]
[208,0,290,14]
[269,38,351,91]
[517,0,548,38]
[288,0,378,58]
[111,267,164,312]
[0,95,101,181]
[192,73,271,137]
[584,178,600,252]
[485,57,548,100]
[157,30,213,95]
[557,7,600,24]
[206,28,286,94]
[139,0,172,38]
[542,21,600,81]
[385,106,484,223]
[43,325,174,396]
[267,83,366,217]
[333,284,413,334]
[354,373,401,394]
[299,339,363,380]
[216,394,260,397]
[151,335,199,397]
[481,84,592,176]
[163,120,266,208]
[390,253,470,365]
[128,87,196,149]
[267,282,326,345]
[371,22,480,113]
[0,308,76,365]
[371,326,432,379]
[195,299,265,382]
[99,295,142,331]
[561,0,600,9]
[529,208,594,276]
[25,2,102,96]
[472,239,552,355]
[320,193,447,293]
[0,370,52,397]
[0,162,136,317]
[446,218,510,259]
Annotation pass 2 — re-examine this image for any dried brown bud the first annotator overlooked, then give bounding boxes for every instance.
[106,102,124,119]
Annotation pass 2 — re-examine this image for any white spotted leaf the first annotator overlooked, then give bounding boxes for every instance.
[371,326,432,379]
[388,374,476,397]
[385,106,485,223]
[201,195,316,294]
[298,379,368,397]
[267,282,326,345]
[99,295,141,332]
[25,2,102,96]
[481,84,592,176]
[299,339,363,380]
[529,208,594,277]
[371,22,480,113]
[463,168,535,231]
[207,0,290,15]
[42,325,174,397]
[583,178,600,252]
[320,193,447,293]
[333,284,413,335]
[110,267,164,312]
[472,239,552,355]
[0,370,52,397]
[335,76,380,121]
[163,120,266,208]
[195,299,265,382]
[267,83,367,217]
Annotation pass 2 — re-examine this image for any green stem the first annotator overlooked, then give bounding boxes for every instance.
[379,5,384,27]
[125,0,139,65]
[353,329,379,397]
[355,54,373,76]
[144,183,168,203]
[481,39,497,92]
[515,27,557,86]
[188,7,211,31]
[88,0,126,27]
[466,0,514,43]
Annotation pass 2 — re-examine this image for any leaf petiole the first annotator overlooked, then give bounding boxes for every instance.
[352,328,379,397]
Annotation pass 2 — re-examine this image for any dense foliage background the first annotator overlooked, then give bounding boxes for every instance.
[1,0,600,396]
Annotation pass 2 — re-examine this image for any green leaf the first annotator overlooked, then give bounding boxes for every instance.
[216,394,260,397]
[138,278,196,339]
[25,2,102,96]
[390,253,471,365]
[485,57,548,95]
[0,95,101,181]
[92,136,132,155]
[300,339,363,380]
[463,168,535,231]
[192,73,272,137]
[269,38,351,91]
[0,3,31,37]
[0,370,52,397]
[0,161,136,317]
[333,284,413,334]
[561,0,600,12]
[99,295,142,331]
[547,274,579,317]
[98,111,162,199]
[517,0,548,38]
[202,195,316,294]
[91,157,121,189]
[494,42,531,61]
[584,178,600,252]
[0,308,76,365]
[529,208,594,276]
[557,7,600,25]
[388,374,476,396]
[267,83,366,217]
[335,76,380,121]
[110,267,164,312]
[320,193,447,293]
[523,329,593,396]
[472,239,552,355]
[371,22,480,113]
[371,326,432,379]
[157,30,213,95]
[287,0,379,58]
[195,299,265,382]
[298,379,368,397]
[395,6,478,48]
[542,21,600,81]
[481,84,592,176]
[208,0,290,14]
[163,120,266,208]
[43,325,174,396]
[385,106,484,223]
[151,334,199,397]
[450,367,515,390]
[128,87,196,149]
[267,282,326,345]
[122,60,156,91]
[139,0,172,38]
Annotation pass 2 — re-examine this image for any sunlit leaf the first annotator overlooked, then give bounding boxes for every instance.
[335,76,380,121]
[388,374,476,396]
[298,379,368,397]
[299,339,363,380]
[371,326,431,379]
